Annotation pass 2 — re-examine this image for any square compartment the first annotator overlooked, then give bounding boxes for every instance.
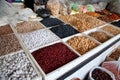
[101,25,120,36]
[50,24,79,38]
[20,29,60,50]
[88,30,112,43]
[65,34,100,55]
[16,21,44,33]
[40,17,64,27]
[59,14,105,32]
[0,51,41,80]
[0,33,22,56]
[108,47,120,60]
[31,42,79,74]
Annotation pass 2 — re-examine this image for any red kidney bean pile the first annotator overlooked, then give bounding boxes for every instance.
[32,43,78,74]
[92,69,113,80]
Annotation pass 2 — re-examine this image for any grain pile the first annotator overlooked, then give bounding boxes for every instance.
[0,34,22,56]
[0,25,13,36]
[16,21,44,33]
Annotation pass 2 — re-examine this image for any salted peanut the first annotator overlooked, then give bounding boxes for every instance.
[109,48,120,60]
[101,26,120,35]
[16,21,44,33]
[67,36,99,55]
[89,31,111,43]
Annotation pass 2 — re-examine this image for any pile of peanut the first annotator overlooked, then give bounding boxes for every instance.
[67,36,99,55]
[101,25,120,35]
[89,31,111,43]
[59,14,105,32]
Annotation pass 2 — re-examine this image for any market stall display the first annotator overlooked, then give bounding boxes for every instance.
[0,1,120,80]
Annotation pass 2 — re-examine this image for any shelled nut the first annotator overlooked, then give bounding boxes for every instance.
[109,48,120,60]
[67,36,99,55]
[101,25,120,35]
[88,31,111,43]
[59,14,105,32]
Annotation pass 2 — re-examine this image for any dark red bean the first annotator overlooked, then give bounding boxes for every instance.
[32,43,78,74]
[92,69,113,80]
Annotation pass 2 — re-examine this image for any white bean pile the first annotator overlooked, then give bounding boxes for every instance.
[20,29,60,50]
[0,51,39,80]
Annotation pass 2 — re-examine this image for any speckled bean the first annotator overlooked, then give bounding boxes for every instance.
[0,51,39,80]
[20,29,60,50]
